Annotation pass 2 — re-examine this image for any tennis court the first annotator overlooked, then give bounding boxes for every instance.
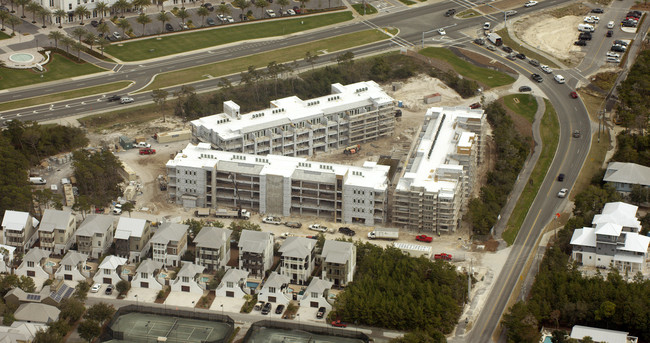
[245,327,365,343]
[108,312,231,343]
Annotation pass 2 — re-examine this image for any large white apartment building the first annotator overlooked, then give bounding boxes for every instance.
[392,107,485,234]
[191,81,396,157]
[166,143,390,225]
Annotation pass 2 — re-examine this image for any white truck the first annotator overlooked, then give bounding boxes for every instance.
[486,32,502,46]
[367,228,400,240]
[29,177,47,185]
[262,216,282,225]
[214,208,251,219]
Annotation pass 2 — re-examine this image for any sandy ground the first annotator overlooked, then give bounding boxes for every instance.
[515,14,586,63]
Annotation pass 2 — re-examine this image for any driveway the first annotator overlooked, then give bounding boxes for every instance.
[87,284,119,300]
[210,296,245,313]
[296,305,327,324]
[124,288,160,303]
[164,291,203,308]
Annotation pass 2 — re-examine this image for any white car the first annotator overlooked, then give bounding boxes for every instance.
[91,283,101,293]
[262,216,282,225]
[557,188,568,198]
[134,142,150,148]
[438,28,446,35]
[590,16,600,23]
[607,20,614,29]
[226,16,234,23]
[540,65,553,74]
[483,22,490,29]
[606,57,621,63]
[583,16,595,23]
[112,203,122,215]
[287,9,296,15]
[554,75,565,84]
[266,9,276,17]
[308,224,328,232]
[524,1,537,7]
[120,96,134,104]
[217,14,226,22]
[279,232,294,239]
[606,51,620,58]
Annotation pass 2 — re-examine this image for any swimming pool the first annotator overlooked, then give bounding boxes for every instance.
[45,261,56,267]
[246,281,259,289]
[543,336,552,343]
[122,269,131,275]
[158,273,168,278]
[200,276,210,283]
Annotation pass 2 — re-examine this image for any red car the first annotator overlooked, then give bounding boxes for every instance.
[416,235,433,243]
[331,320,347,328]
[570,91,578,99]
[434,253,453,261]
[139,148,156,155]
[469,102,481,109]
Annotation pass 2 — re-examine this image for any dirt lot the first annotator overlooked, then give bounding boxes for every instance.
[514,14,586,64]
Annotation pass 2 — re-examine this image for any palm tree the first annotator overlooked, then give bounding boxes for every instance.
[216,3,230,18]
[0,11,9,31]
[97,37,109,56]
[298,0,309,11]
[276,0,288,15]
[95,1,109,19]
[8,0,16,13]
[72,41,84,61]
[16,0,29,18]
[232,0,250,21]
[53,9,66,27]
[135,12,150,36]
[48,30,64,49]
[97,21,109,37]
[38,6,50,28]
[116,17,130,37]
[26,1,41,23]
[253,0,268,19]
[60,36,74,54]
[132,0,151,12]
[113,0,130,17]
[6,14,20,35]
[197,6,208,27]
[176,8,189,25]
[156,11,168,33]
[84,31,96,49]
[72,27,87,43]
[74,5,89,24]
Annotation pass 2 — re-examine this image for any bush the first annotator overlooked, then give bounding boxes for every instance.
[116,280,130,295]
[240,294,257,313]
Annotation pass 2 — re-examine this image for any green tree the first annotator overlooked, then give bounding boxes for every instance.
[176,8,189,25]
[59,298,85,323]
[26,1,41,23]
[78,320,101,342]
[53,9,66,27]
[18,275,35,292]
[0,11,9,31]
[121,201,135,217]
[232,0,250,20]
[83,32,96,50]
[116,280,130,295]
[6,15,21,35]
[3,313,15,325]
[502,302,541,343]
[16,0,28,18]
[116,17,131,37]
[136,12,151,36]
[37,6,50,28]
[84,302,115,323]
[47,30,64,49]
[151,89,169,122]
[74,5,90,24]
[72,41,84,61]
[276,0,289,14]
[72,27,87,43]
[97,21,110,38]
[74,281,90,301]
[216,3,230,18]
[156,11,169,33]
[197,5,209,26]
[253,0,268,18]
[95,1,109,18]
[304,51,318,70]
[72,149,124,205]
[112,0,130,17]
[97,37,109,56]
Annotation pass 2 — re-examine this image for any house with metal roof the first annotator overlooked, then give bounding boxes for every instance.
[257,272,292,305]
[194,227,232,271]
[321,240,356,287]
[14,303,60,324]
[214,268,250,298]
[299,277,333,310]
[570,325,638,343]
[1,210,39,253]
[114,217,152,263]
[278,237,315,285]
[131,259,164,290]
[38,209,77,255]
[150,223,188,268]
[604,161,650,195]
[238,230,274,278]
[93,255,127,285]
[15,248,50,280]
[0,321,48,342]
[54,250,88,282]
[4,280,74,308]
[75,215,115,259]
[171,262,206,294]
[571,201,650,273]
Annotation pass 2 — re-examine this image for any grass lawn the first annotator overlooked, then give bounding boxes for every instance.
[0,81,132,111]
[141,29,391,91]
[419,47,515,88]
[0,31,11,40]
[496,29,560,69]
[397,0,416,5]
[0,53,105,90]
[352,3,378,14]
[105,12,353,62]
[78,102,167,132]
[458,9,480,18]
[503,99,559,245]
[503,94,538,123]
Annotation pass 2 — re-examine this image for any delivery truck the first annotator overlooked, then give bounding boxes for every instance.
[367,228,400,240]
[214,208,251,219]
[487,32,503,46]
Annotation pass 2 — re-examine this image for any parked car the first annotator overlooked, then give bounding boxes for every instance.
[416,235,433,242]
[606,51,620,58]
[469,102,481,109]
[263,216,282,225]
[611,45,626,52]
[107,94,121,102]
[579,32,592,40]
[112,203,122,215]
[91,20,99,27]
[134,142,151,148]
[203,2,214,10]
[165,23,174,31]
[179,22,189,30]
[557,188,568,198]
[95,207,105,214]
[317,307,327,318]
[287,9,296,15]
[529,59,540,67]
[331,320,347,328]
[444,8,456,16]
[338,227,356,236]
[139,148,156,155]
[275,304,285,314]
[434,253,453,260]
[254,301,265,311]
[614,40,628,46]
[437,28,446,35]
[309,224,327,232]
[91,283,101,293]
[266,9,276,17]
[207,18,216,26]
[540,65,553,74]
[226,16,234,23]
[105,284,114,295]
[558,173,565,182]
[574,40,587,46]
[518,86,532,92]
[306,235,318,240]
[531,73,543,83]
[293,6,301,13]
[591,8,604,13]
[284,221,302,228]
[113,32,121,40]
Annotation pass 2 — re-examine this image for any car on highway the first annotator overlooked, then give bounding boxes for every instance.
[444,8,456,16]
[606,30,613,37]
[529,59,540,66]
[105,284,114,295]
[331,320,347,328]
[107,94,121,102]
[262,302,272,315]
[338,227,356,236]
[275,304,285,314]
[531,73,543,83]
[515,53,526,60]
[207,18,216,26]
[309,224,327,232]
[91,283,101,293]
[554,75,565,84]
[524,1,537,7]
[518,86,532,92]
[505,10,517,17]
[416,235,433,242]
[502,46,513,53]
[591,8,604,13]
[165,23,174,31]
[573,130,581,138]
[486,45,496,51]
[483,22,490,29]
[317,307,326,319]
[474,38,485,45]
[558,173,565,182]
[557,188,568,198]
[438,28,446,35]
[570,91,578,99]
[506,53,516,60]
[540,65,553,74]
[120,96,134,104]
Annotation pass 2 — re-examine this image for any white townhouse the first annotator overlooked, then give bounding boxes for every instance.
[131,259,164,290]
[2,210,39,253]
[214,268,250,298]
[603,162,650,195]
[15,248,51,279]
[0,244,16,274]
[238,230,274,279]
[150,223,188,268]
[299,277,333,310]
[257,272,291,305]
[38,209,77,255]
[194,227,232,271]
[54,250,88,282]
[321,240,356,287]
[171,262,205,294]
[75,215,115,259]
[278,236,315,285]
[93,255,127,285]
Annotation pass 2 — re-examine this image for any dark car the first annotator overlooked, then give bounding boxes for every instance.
[579,32,592,40]
[275,304,285,314]
[574,40,587,46]
[338,227,356,236]
[570,91,578,99]
[90,20,99,27]
[558,173,565,182]
[203,2,214,10]
[518,86,532,92]
[614,40,628,46]
[474,38,485,45]
[207,18,216,25]
[573,130,581,138]
[261,302,272,315]
[611,45,626,52]
[502,46,513,53]
[445,8,456,16]
[317,307,326,319]
[165,23,174,31]
[515,53,526,59]
[591,8,603,13]
[606,30,613,37]
[531,73,543,83]
[469,102,481,109]
[529,59,540,66]
[107,94,121,102]
[105,284,114,295]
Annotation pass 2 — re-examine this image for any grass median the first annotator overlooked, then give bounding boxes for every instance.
[0,81,132,112]
[496,29,560,69]
[141,29,391,92]
[0,53,105,90]
[419,47,515,88]
[503,98,559,245]
[105,12,353,62]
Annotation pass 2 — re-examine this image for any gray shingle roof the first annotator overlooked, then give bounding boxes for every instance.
[301,277,332,300]
[263,272,289,289]
[279,237,314,258]
[39,209,73,233]
[193,227,232,248]
[136,259,163,274]
[322,240,353,264]
[14,303,60,324]
[221,268,249,283]
[98,255,127,270]
[22,248,50,263]
[75,215,114,238]
[59,251,87,267]
[150,223,188,245]
[176,262,205,278]
[604,162,650,187]
[238,230,272,253]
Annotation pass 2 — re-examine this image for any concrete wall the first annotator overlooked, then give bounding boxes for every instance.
[265,174,285,215]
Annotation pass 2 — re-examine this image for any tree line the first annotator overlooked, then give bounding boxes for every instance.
[615,49,649,132]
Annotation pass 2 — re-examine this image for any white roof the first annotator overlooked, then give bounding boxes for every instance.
[39,209,72,233]
[190,81,394,141]
[98,255,127,270]
[150,223,187,245]
[263,271,289,289]
[393,242,433,253]
[136,259,163,274]
[570,325,630,343]
[594,222,623,237]
[592,202,642,232]
[279,237,314,258]
[194,227,232,248]
[300,277,332,301]
[396,106,484,193]
[322,240,354,264]
[620,232,650,253]
[22,248,50,263]
[166,143,390,190]
[115,217,147,240]
[221,268,249,283]
[0,321,47,342]
[570,227,597,247]
[604,162,650,187]
[75,215,114,237]
[177,262,205,278]
[1,211,36,231]
[60,250,87,266]
[239,230,272,254]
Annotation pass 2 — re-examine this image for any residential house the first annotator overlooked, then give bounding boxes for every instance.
[114,218,152,263]
[38,209,76,255]
[570,325,638,343]
[257,272,291,305]
[214,268,249,298]
[150,223,188,268]
[0,321,48,342]
[171,262,206,294]
[75,215,115,259]
[238,230,274,278]
[0,244,16,274]
[54,251,88,282]
[4,280,74,308]
[15,248,50,279]
[14,303,60,324]
[194,227,232,271]
[299,277,333,310]
[603,162,650,195]
[571,202,650,273]
[321,240,356,287]
[278,237,315,285]
[93,255,127,285]
[1,210,39,253]
[131,259,164,290]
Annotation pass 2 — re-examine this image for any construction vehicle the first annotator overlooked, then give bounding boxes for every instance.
[367,228,399,240]
[343,144,361,155]
[215,208,251,219]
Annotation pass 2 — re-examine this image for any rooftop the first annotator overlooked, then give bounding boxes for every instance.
[150,223,188,245]
[115,217,148,240]
[570,325,636,343]
[1,210,37,231]
[39,209,73,233]
[176,262,205,278]
[322,240,354,264]
[279,237,315,258]
[136,259,163,274]
[193,227,232,248]
[239,230,272,254]
[98,255,127,270]
[75,215,114,237]
[604,162,650,187]
[59,251,87,266]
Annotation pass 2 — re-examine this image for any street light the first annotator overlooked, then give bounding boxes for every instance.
[134,294,138,309]
[220,304,224,317]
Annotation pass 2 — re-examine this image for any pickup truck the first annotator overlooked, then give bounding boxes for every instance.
[262,216,282,225]
[139,148,156,155]
[434,253,453,261]
[309,224,327,232]
[416,235,433,243]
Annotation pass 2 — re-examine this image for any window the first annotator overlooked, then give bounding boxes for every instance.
[141,272,147,278]
[104,269,111,275]
[27,261,34,267]
[269,287,276,293]
[182,276,189,283]
[65,265,72,271]
[227,281,234,288]
[311,292,318,298]
[68,4,72,9]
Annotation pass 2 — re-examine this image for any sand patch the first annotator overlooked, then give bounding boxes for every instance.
[515,14,586,63]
